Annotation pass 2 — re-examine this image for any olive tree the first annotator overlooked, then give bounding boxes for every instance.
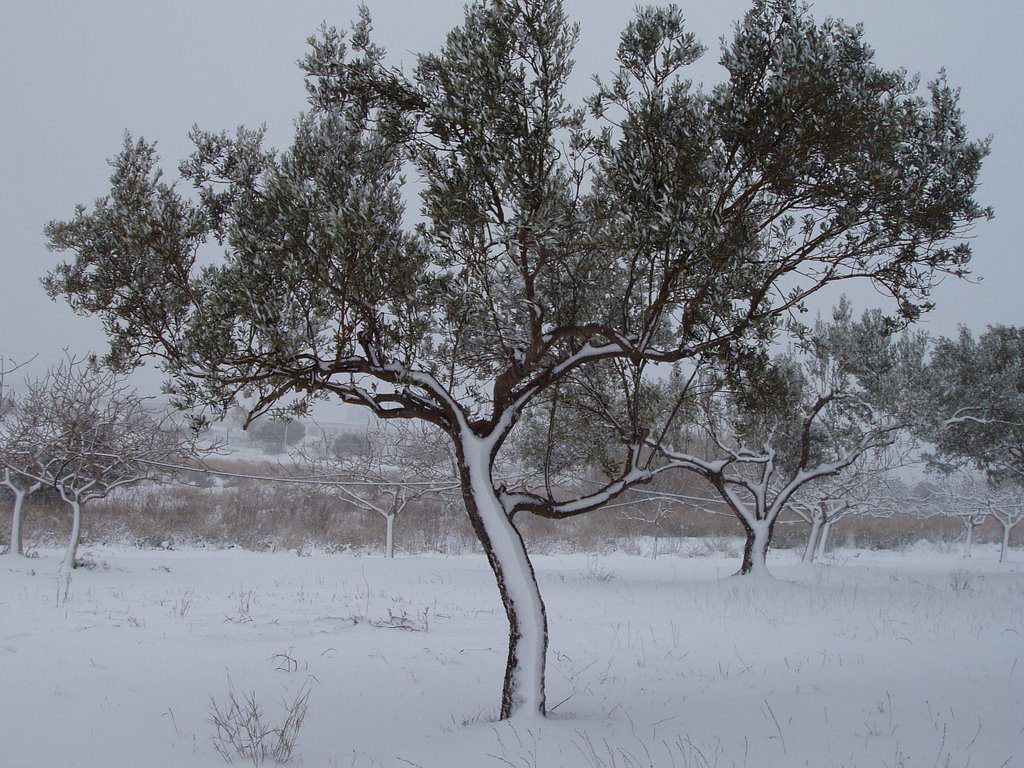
[916,473,994,559]
[645,305,922,575]
[989,495,1024,563]
[922,326,1024,486]
[906,326,1024,562]
[788,454,904,564]
[44,0,988,717]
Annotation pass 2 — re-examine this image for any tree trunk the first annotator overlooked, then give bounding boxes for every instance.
[457,434,547,720]
[739,519,773,576]
[7,489,26,557]
[962,519,975,559]
[802,512,823,564]
[999,520,1010,563]
[384,513,395,559]
[62,500,82,572]
[815,520,833,562]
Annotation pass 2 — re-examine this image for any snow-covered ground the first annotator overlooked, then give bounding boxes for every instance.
[1,544,1021,767]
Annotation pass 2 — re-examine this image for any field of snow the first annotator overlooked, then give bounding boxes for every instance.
[1,544,1021,767]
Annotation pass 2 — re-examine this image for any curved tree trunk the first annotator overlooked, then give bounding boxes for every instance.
[457,435,547,720]
[739,519,773,576]
[7,489,27,557]
[62,500,82,572]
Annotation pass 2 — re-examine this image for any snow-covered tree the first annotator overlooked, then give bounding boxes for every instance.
[648,305,923,575]
[787,455,903,564]
[911,327,1024,561]
[916,473,1022,562]
[0,467,42,557]
[3,357,200,571]
[988,494,1023,563]
[44,1,988,717]
[922,326,1024,486]
[0,355,38,556]
[916,473,995,559]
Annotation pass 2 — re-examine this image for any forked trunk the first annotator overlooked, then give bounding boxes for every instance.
[62,500,82,572]
[457,435,547,720]
[739,519,773,576]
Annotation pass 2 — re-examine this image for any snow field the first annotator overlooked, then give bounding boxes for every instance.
[1,545,1021,767]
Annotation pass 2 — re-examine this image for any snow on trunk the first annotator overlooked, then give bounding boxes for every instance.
[62,500,82,572]
[961,518,978,559]
[998,521,1010,563]
[739,520,773,577]
[458,432,547,720]
[7,488,27,557]
[815,520,833,562]
[384,513,395,559]
[802,512,823,564]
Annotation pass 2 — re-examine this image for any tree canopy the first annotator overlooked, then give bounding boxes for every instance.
[923,326,1024,486]
[45,0,989,440]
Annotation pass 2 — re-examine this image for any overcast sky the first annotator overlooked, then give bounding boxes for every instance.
[1,0,1020,394]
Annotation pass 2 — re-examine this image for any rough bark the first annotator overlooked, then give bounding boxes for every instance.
[739,519,774,576]
[456,436,547,720]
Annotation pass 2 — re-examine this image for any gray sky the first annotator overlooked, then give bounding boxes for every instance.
[2,0,1020,392]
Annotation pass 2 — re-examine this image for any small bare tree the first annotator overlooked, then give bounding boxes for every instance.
[4,356,201,571]
[300,421,459,558]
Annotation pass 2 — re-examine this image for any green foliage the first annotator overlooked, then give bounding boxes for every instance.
[649,298,925,478]
[924,326,1024,484]
[44,0,989,444]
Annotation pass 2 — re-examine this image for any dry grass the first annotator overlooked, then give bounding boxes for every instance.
[209,676,314,766]
[1,465,1018,557]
